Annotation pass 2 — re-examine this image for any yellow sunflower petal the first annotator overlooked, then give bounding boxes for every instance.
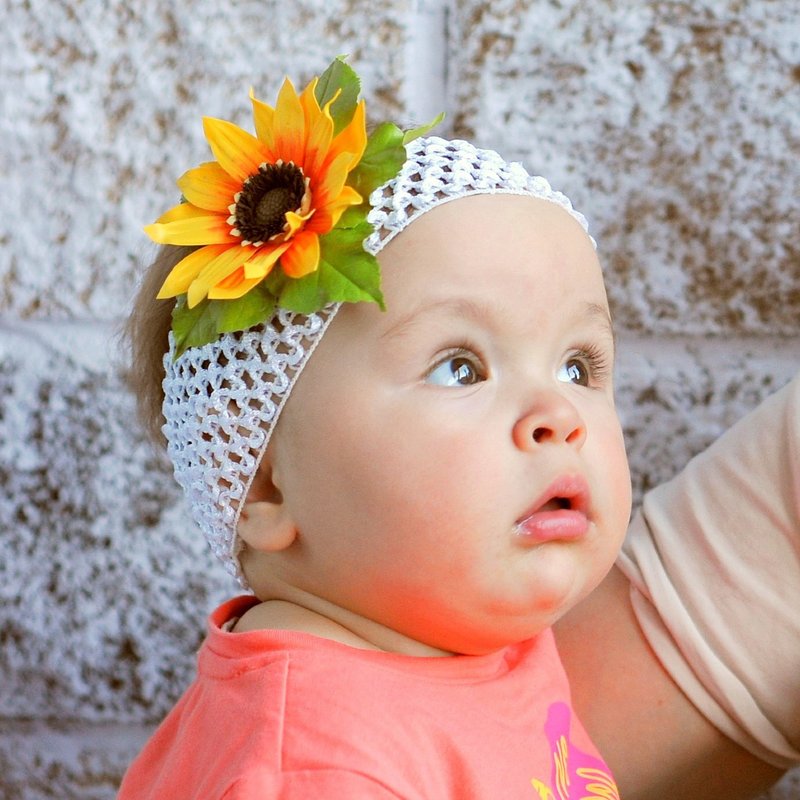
[280,231,320,278]
[206,268,265,301]
[306,185,362,234]
[316,185,363,231]
[144,208,236,246]
[299,77,320,129]
[149,201,209,226]
[203,117,270,184]
[300,84,335,179]
[327,99,367,171]
[334,185,363,206]
[284,209,315,238]
[156,244,231,299]
[177,162,240,212]
[242,242,291,279]
[249,88,275,153]
[271,77,305,167]
[186,245,255,307]
[311,150,356,211]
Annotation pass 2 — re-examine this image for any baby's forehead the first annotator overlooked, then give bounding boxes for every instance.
[415,191,588,225]
[378,193,598,274]
[371,196,605,324]
[364,137,594,259]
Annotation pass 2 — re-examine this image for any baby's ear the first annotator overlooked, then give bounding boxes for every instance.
[238,461,296,552]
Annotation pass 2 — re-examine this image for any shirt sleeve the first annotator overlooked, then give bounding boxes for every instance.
[224,768,406,799]
[616,373,800,769]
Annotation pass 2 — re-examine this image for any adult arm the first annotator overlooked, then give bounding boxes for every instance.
[556,373,800,800]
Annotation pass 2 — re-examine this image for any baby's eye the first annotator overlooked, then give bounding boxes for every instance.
[425,354,486,387]
[556,346,611,388]
[557,358,590,387]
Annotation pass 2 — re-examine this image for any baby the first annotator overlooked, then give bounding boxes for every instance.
[119,58,631,799]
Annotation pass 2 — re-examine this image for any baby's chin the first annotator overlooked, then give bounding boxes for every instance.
[393,576,605,655]
[395,607,565,657]
[425,625,551,657]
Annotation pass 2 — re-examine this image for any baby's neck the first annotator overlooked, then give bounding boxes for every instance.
[232,597,452,657]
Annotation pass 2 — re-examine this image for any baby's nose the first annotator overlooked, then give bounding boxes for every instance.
[512,391,586,451]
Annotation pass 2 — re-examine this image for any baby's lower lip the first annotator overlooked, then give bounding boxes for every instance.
[514,509,589,544]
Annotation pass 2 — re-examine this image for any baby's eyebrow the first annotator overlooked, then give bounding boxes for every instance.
[582,302,616,348]
[382,297,616,348]
[380,297,497,340]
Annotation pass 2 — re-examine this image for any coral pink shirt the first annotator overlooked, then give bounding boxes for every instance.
[119,596,617,799]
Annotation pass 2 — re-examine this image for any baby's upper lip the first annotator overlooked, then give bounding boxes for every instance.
[516,474,591,524]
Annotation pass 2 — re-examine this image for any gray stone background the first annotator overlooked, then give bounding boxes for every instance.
[1,0,798,797]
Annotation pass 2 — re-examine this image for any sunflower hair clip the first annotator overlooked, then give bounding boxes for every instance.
[145,57,443,357]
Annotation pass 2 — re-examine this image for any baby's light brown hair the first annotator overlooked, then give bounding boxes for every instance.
[123,245,195,447]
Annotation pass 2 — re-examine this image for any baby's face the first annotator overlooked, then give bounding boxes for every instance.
[270,194,632,655]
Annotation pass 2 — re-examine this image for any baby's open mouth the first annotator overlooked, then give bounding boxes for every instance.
[514,475,591,532]
[514,480,591,543]
[539,497,573,512]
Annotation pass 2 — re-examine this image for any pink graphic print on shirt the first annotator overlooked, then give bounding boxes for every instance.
[531,702,619,800]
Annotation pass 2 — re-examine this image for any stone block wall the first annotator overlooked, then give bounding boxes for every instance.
[2,0,798,797]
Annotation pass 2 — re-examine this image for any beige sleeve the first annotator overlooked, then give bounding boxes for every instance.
[617,373,800,769]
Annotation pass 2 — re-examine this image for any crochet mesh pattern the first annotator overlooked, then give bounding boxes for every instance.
[162,136,593,585]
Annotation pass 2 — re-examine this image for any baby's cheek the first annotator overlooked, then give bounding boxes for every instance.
[607,443,632,535]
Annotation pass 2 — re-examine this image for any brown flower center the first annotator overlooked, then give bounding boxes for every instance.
[233,161,308,245]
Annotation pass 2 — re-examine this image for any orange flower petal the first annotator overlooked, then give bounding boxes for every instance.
[207,268,266,301]
[157,244,231,298]
[215,265,247,291]
[284,209,315,238]
[178,162,240,212]
[203,117,270,184]
[243,242,291,279]
[249,88,275,153]
[327,99,367,171]
[301,89,335,179]
[280,231,320,278]
[271,78,305,166]
[307,185,362,233]
[299,77,320,130]
[144,209,236,246]
[187,245,255,307]
[311,150,355,211]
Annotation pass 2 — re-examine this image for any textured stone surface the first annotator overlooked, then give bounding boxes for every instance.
[617,336,799,503]
[0,722,149,800]
[450,0,800,335]
[0,321,233,723]
[767,770,800,800]
[1,0,410,321]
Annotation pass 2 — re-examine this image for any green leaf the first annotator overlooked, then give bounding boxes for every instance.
[318,224,385,308]
[275,223,384,314]
[336,204,370,231]
[317,254,384,309]
[402,111,446,145]
[262,267,289,297]
[321,216,374,255]
[348,122,406,198]
[171,286,278,358]
[215,285,276,334]
[276,270,325,314]
[314,56,360,137]
[171,296,222,358]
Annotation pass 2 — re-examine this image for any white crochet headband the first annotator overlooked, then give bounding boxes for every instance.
[161,135,593,585]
